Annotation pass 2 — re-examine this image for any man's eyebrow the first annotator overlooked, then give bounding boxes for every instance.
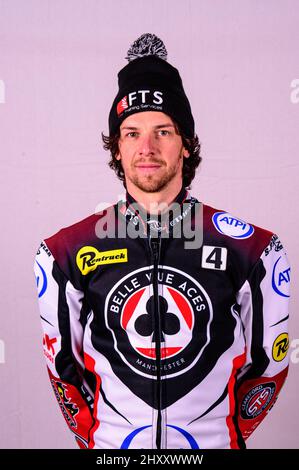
[120,124,175,131]
[155,124,175,129]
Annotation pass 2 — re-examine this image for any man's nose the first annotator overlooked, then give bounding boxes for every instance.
[138,133,156,155]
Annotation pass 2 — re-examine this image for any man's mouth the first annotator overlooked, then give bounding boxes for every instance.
[136,164,161,168]
[135,163,162,172]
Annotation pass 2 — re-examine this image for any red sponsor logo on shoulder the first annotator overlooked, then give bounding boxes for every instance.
[43,334,57,363]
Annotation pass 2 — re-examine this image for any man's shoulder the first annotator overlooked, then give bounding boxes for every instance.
[201,201,276,262]
[42,204,116,264]
[202,202,274,237]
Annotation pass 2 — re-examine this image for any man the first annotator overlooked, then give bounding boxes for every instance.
[34,33,291,449]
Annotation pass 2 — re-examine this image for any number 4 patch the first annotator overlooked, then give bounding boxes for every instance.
[201,246,227,271]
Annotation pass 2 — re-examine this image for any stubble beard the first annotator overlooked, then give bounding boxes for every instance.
[127,155,183,194]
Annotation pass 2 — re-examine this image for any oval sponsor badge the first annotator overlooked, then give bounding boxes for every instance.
[212,212,254,239]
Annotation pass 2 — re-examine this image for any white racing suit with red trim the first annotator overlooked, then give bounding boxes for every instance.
[33,186,291,449]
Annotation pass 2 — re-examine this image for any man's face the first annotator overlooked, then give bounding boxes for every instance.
[116,111,189,193]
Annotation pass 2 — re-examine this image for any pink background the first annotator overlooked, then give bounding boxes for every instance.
[0,0,298,448]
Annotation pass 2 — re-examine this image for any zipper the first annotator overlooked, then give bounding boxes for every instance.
[149,233,162,450]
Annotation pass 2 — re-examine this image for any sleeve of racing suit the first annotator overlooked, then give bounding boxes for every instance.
[235,234,291,441]
[34,240,94,449]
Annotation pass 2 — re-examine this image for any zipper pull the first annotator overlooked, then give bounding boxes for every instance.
[151,240,159,259]
[149,235,161,261]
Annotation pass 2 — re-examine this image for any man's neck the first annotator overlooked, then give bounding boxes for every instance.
[126,180,184,215]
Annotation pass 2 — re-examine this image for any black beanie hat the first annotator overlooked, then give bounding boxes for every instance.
[108,33,195,138]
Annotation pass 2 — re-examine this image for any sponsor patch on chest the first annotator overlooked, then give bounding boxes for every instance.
[76,246,128,275]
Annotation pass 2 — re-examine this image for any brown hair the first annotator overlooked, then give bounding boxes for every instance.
[101,119,201,189]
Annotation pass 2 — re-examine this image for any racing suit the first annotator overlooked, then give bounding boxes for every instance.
[33,186,291,449]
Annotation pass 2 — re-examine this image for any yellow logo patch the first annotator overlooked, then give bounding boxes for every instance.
[76,246,128,275]
[272,333,289,362]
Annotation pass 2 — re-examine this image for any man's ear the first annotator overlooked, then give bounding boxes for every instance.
[115,152,121,161]
[183,148,190,158]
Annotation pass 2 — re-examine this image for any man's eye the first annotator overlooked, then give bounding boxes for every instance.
[126,132,138,137]
[159,130,170,136]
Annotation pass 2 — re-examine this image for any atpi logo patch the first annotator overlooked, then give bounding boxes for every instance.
[212,212,254,239]
[272,255,291,297]
[76,246,128,275]
[240,382,276,419]
[35,260,48,298]
[104,265,213,379]
[272,333,289,361]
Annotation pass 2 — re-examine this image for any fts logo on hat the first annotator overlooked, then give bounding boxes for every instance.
[117,96,129,115]
[116,90,163,117]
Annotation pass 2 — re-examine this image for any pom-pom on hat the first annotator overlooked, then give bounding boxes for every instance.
[108,33,195,138]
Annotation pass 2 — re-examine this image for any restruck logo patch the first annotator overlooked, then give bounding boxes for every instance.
[104,265,213,379]
[76,246,128,275]
[272,333,289,361]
